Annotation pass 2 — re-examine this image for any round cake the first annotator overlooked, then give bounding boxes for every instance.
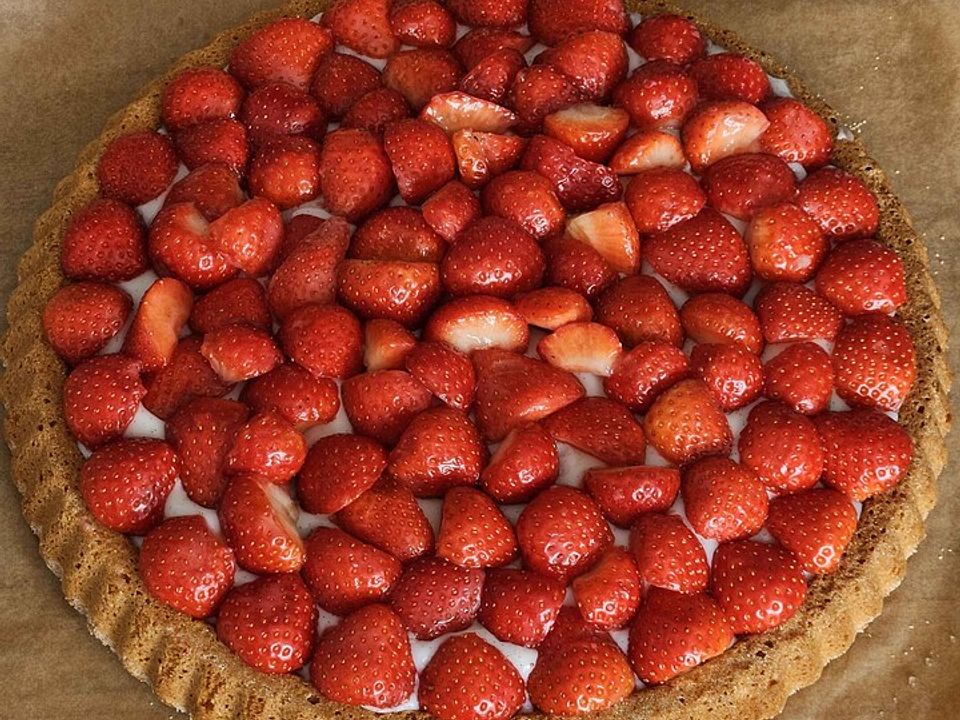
[0,1,950,719]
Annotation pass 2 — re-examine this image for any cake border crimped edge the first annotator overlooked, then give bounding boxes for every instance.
[0,1,951,718]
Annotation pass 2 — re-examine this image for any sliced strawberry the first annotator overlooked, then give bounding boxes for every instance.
[572,547,641,630]
[628,588,733,685]
[833,314,917,412]
[738,401,824,494]
[690,342,764,411]
[230,17,333,89]
[629,513,709,593]
[480,422,559,503]
[61,198,147,282]
[321,0,398,59]
[710,539,807,634]
[142,336,229,419]
[164,162,245,221]
[642,377,732,465]
[225,411,306,483]
[240,82,325,143]
[762,341,834,415]
[596,275,682,347]
[279,303,363,379]
[122,278,193,373]
[341,87,412,134]
[681,456,769,542]
[453,28,535,70]
[383,48,463,111]
[629,14,706,64]
[310,52,382,118]
[797,167,879,240]
[174,118,249,172]
[217,574,316,674]
[207,196,283,275]
[624,167,705,233]
[437,486,518,568]
[405,341,476,410]
[351,206,445,262]
[528,0,629,46]
[702,152,798,220]
[460,49,526,105]
[441,216,544,297]
[761,97,833,168]
[419,634,526,720]
[537,321,622,376]
[566,201,639,273]
[422,179,482,242]
[424,295,529,354]
[603,341,690,413]
[609,129,686,174]
[97,131,177,206]
[691,53,770,104]
[341,369,433,444]
[745,201,827,282]
[190,278,268,334]
[755,281,843,343]
[200,323,282,382]
[528,639,634,715]
[298,434,387,514]
[584,465,680,527]
[478,567,565,647]
[219,474,304,573]
[268,217,350,319]
[539,604,612,658]
[311,604,416,708]
[43,281,131,364]
[517,485,612,583]
[148,202,236,289]
[389,556,484,639]
[539,30,628,101]
[816,238,907,315]
[248,135,322,210]
[389,0,455,48]
[161,67,245,131]
[482,169,565,239]
[140,515,235,618]
[681,101,769,173]
[446,0,526,27]
[79,439,177,533]
[63,354,145,447]
[508,65,583,131]
[244,363,339,429]
[279,213,324,259]
[383,118,456,204]
[522,134,622,212]
[680,293,762,354]
[318,128,394,221]
[543,397,646,465]
[338,259,441,327]
[451,129,526,189]
[515,287,593,330]
[767,488,858,574]
[422,91,518,134]
[613,61,698,130]
[543,233,618,298]
[335,478,435,561]
[364,318,417,370]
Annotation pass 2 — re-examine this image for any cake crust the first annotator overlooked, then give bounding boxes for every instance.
[0,1,951,719]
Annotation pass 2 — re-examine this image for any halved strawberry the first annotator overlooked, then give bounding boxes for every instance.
[755,282,843,343]
[279,213,324,259]
[745,201,827,282]
[149,203,236,289]
[437,486,518,568]
[389,556,484,639]
[528,0,629,46]
[690,342,764,411]
[352,206,445,262]
[528,639,634,715]
[389,0,456,48]
[244,363,339,429]
[383,48,463,110]
[164,162,245,221]
[451,129,527,188]
[480,422,559,503]
[321,0,398,59]
[61,198,147,282]
[543,397,646,465]
[142,336,229,419]
[97,131,178,206]
[268,217,350,319]
[613,61,698,130]
[738,400,824,494]
[522,134,622,212]
[460,48,526,105]
[206,196,283,276]
[424,295,529,354]
[383,118,456,203]
[248,135,322,210]
[629,14,706,64]
[335,478,435,561]
[122,278,193,373]
[642,378,732,465]
[446,0,526,27]
[422,180,482,242]
[602,341,690,413]
[279,303,363,379]
[341,87,412,134]
[43,281,132,364]
[80,439,177,533]
[702,152,798,220]
[201,323,282,382]
[453,28,535,70]
[766,488,858,574]
[482,169,565,240]
[690,52,770,103]
[609,130,686,174]
[629,513,709,594]
[174,118,249,172]
[405,341,476,410]
[832,314,917,412]
[543,233,618,298]
[364,318,417,370]
[760,97,833,168]
[318,128,394,221]
[680,293,762,354]
[515,287,593,330]
[508,65,583,131]
[422,91,518,134]
[681,101,769,173]
[623,167,705,233]
[565,201,639,273]
[537,321,623,376]
[218,473,305,573]
[596,275,682,348]
[681,456,769,541]
[584,465,680,527]
[230,17,333,89]
[161,67,245,131]
[539,30,628,101]
[441,216,544,297]
[298,434,387,514]
[63,354,145,447]
[815,238,907,315]
[338,259,442,327]
[310,52,382,118]
[571,547,641,630]
[762,341,834,415]
[190,278,269,334]
[797,167,880,240]
[225,410,306,483]
[240,82,326,143]
[478,567,565,647]
[341,369,433,444]
[539,604,612,658]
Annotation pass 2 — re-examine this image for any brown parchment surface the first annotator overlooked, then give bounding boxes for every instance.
[0,1,957,718]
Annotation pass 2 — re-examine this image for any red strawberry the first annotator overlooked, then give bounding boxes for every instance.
[508,65,583,131]
[405,341,476,410]
[201,323,282,382]
[522,134,622,212]
[322,0,398,58]
[318,129,394,221]
[389,0,455,47]
[207,196,283,275]
[681,101,769,173]
[142,336,229,419]
[596,275,682,347]
[833,314,917,412]
[629,513,709,593]
[441,216,544,297]
[148,202,236,289]
[628,588,733,684]
[539,30,628,102]
[690,342,764,411]
[760,98,833,168]
[190,278,269,334]
[584,465,680,527]
[537,321,622,376]
[482,169,565,240]
[451,129,526,189]
[298,434,387,514]
[383,119,457,202]
[629,14,706,64]
[335,478,435,561]
[543,104,629,163]
[424,295,529,354]
[453,28,535,70]
[364,318,417,370]
[543,233,618,298]
[702,152,798,220]
[248,135,322,210]
[302,527,401,614]
[528,639,634,715]
[422,91,518,134]
[310,52,382,118]
[768,488,858,575]
[311,604,416,707]
[643,378,732,465]
[645,209,753,295]
[472,348,584,441]
[240,82,325,143]
[762,341,835,415]
[383,48,463,111]
[480,422,559,503]
[745,201,827,282]
[165,163,245,222]
[279,303,363,379]
[816,238,907,315]
[613,61,698,130]
[268,217,350,319]
[603,341,689,413]
[338,259,442,327]
[422,179,482,242]
[351,206,445,262]
[438,486,518,568]
[63,354,145,447]
[97,131,177,206]
[517,485,613,582]
[341,370,433,444]
[543,397,646,465]
[161,67,245,131]
[230,17,333,89]
[624,167,705,234]
[609,130,686,174]
[140,515,235,618]
[478,567,565,647]
[572,547,641,630]
[738,401,824,494]
[691,53,770,104]
[797,167,879,240]
[528,0,629,45]
[460,48,526,105]
[680,292,763,354]
[755,282,843,343]
[446,0,526,27]
[710,539,807,634]
[79,438,177,533]
[122,277,193,373]
[681,456,769,541]
[244,363,340,429]
[342,87,412,134]
[565,201,640,273]
[174,118,250,172]
[43,281,132,364]
[389,556,484,639]
[61,198,147,282]
[539,605,612,657]
[225,411,306,483]
[515,287,593,330]
[166,397,248,506]
[419,634,526,720]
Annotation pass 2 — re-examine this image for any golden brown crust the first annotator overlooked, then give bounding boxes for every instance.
[0,1,950,719]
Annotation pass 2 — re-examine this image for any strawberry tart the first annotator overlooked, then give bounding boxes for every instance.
[1,0,950,719]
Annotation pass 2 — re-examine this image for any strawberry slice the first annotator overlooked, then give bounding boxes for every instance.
[515,287,593,330]
[207,196,283,275]
[218,474,304,573]
[815,238,907,315]
[311,604,416,707]
[389,556,484,639]
[690,53,770,104]
[767,488,858,574]
[364,319,417,371]
[318,129,394,221]
[565,201,640,273]
[710,539,807,634]
[629,513,709,593]
[190,277,269,334]
[338,259,442,327]
[310,52,382,118]
[613,61,698,130]
[517,486,612,583]
[268,217,350,319]
[63,354,145,447]
[522,134,622,212]
[441,217,544,297]
[755,281,843,343]
[140,515,235,618]
[539,605,613,657]
[383,48,463,111]
[679,292,763,354]
[596,275,683,347]
[528,639,634,715]
[298,434,387,514]
[482,169,565,240]
[609,129,686,174]
[142,336,230,419]
[97,131,178,206]
[690,342,764,411]
[480,422,559,503]
[164,163,245,222]
[760,97,833,168]
[161,67,245,132]
[624,167,705,234]
[389,0,455,48]
[437,486,518,568]
[738,401,824,494]
[681,456,769,542]
[279,303,363,379]
[539,30,629,102]
[584,465,680,527]
[335,479,435,562]
[342,87,412,134]
[454,28,535,69]
[225,411,306,483]
[642,378,732,465]
[229,17,333,89]
[321,0,398,59]
[682,100,770,173]
[302,527,401,614]
[628,588,733,685]
[543,233,618,299]
[528,0,628,45]
[422,179,482,242]
[745,201,827,283]
[79,439,178,533]
[200,323,283,382]
[341,369,433,444]
[446,0,526,27]
[602,341,690,413]
[572,547,641,630]
[629,14,706,64]
[762,341,834,415]
[460,48,526,105]
[424,295,530,354]
[451,129,526,189]
[702,152,798,220]
[122,277,193,373]
[419,634,526,720]
[833,315,917,412]
[244,363,339,429]
[405,341,476,410]
[543,397,646,465]
[61,198,147,282]
[508,65,584,132]
[174,118,250,173]
[351,206,446,262]
[422,91,518,134]
[797,167,880,240]
[240,82,326,143]
[43,281,132,364]
[248,136,322,210]
[478,567,565,647]
[384,118,457,203]
[537,321,623,376]
[148,202,236,289]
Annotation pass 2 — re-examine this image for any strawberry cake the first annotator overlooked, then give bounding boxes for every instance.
[1,0,950,719]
